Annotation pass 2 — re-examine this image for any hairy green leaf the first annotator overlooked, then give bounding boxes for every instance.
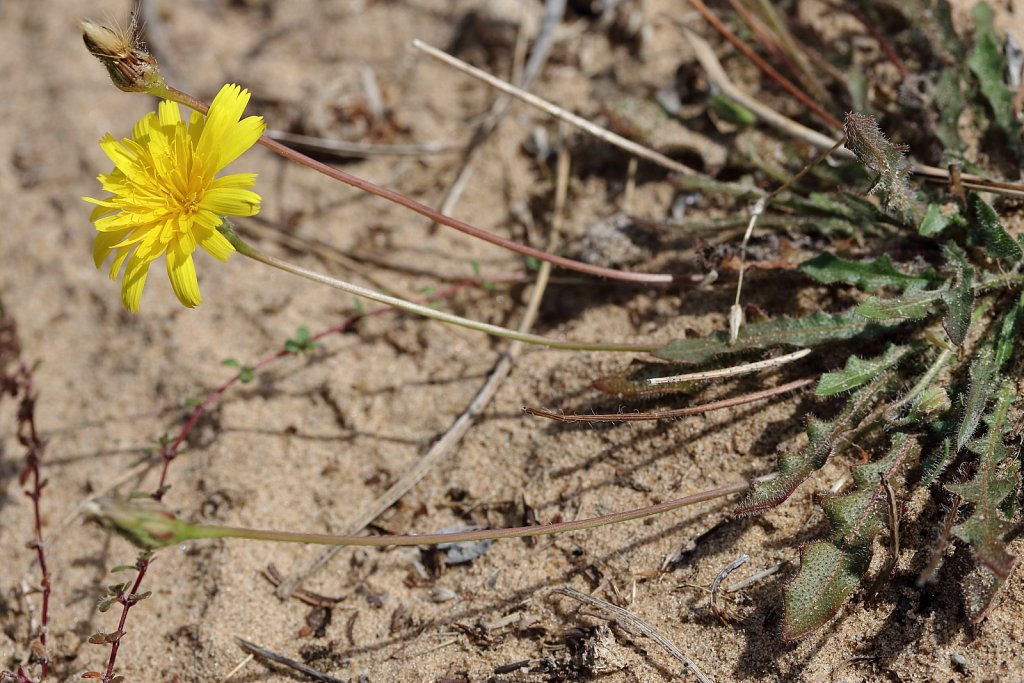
[856,287,945,321]
[993,291,1024,368]
[735,373,892,515]
[968,3,1023,157]
[956,347,999,451]
[782,542,865,641]
[654,311,890,363]
[966,192,1023,261]
[782,433,919,640]
[816,344,909,396]
[800,254,936,292]
[921,437,953,486]
[948,382,1020,578]
[940,243,975,346]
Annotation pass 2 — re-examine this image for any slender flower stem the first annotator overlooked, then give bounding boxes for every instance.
[184,481,749,547]
[161,85,674,285]
[225,227,659,352]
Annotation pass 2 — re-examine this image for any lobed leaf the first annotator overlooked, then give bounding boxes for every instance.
[921,437,953,486]
[816,344,909,396]
[782,433,919,640]
[947,381,1020,579]
[735,372,892,515]
[654,311,889,363]
[800,253,936,292]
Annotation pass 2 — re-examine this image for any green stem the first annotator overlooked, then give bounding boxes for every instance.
[163,85,673,285]
[223,225,658,352]
[186,480,749,547]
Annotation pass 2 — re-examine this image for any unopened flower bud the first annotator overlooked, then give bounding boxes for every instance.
[78,17,167,95]
[84,497,194,549]
[913,386,951,417]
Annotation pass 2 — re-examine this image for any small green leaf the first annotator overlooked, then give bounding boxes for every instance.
[221,358,240,368]
[284,326,317,355]
[109,565,135,574]
[816,344,909,396]
[709,93,755,125]
[919,203,952,237]
[857,287,945,321]
[97,596,118,613]
[524,256,542,271]
[655,311,889,363]
[238,367,255,384]
[800,253,935,292]
[966,192,1022,261]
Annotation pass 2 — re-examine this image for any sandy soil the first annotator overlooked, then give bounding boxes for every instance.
[2,1,1022,682]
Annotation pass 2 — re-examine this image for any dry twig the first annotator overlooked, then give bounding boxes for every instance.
[553,587,714,683]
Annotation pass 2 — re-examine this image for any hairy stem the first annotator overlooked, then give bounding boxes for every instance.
[161,85,673,284]
[185,481,749,547]
[225,226,658,352]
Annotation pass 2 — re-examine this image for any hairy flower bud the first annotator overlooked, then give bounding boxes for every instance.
[78,17,167,95]
[85,497,193,549]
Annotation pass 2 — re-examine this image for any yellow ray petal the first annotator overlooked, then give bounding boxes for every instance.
[166,242,202,308]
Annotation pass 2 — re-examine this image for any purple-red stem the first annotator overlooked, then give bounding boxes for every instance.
[16,359,50,681]
[163,86,673,285]
[101,559,151,683]
[688,0,843,131]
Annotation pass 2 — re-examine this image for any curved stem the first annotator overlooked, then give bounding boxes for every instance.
[163,85,674,285]
[188,481,749,547]
[226,227,658,352]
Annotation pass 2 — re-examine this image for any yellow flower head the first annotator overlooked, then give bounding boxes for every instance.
[84,84,266,312]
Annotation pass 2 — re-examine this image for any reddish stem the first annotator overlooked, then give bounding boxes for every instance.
[10,352,50,680]
[101,559,151,683]
[524,376,814,422]
[164,87,673,285]
[688,0,843,131]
